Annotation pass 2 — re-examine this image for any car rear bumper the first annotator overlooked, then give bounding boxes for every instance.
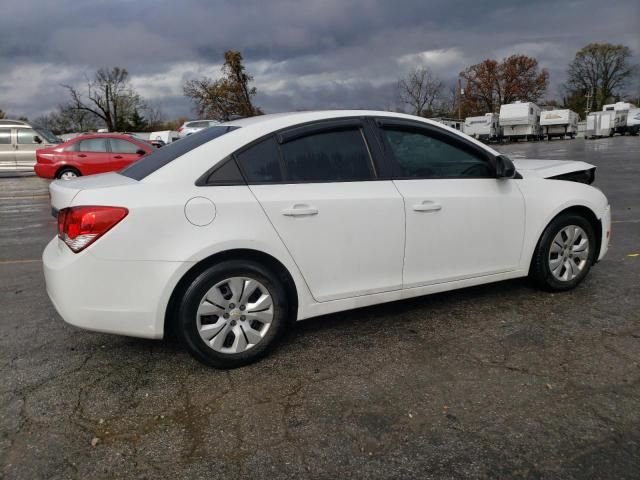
[43,237,189,339]
[34,163,56,178]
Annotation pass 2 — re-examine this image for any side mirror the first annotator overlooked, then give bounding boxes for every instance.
[34,135,43,144]
[135,149,146,156]
[496,155,516,179]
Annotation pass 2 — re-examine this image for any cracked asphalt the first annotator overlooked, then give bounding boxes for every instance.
[1,137,639,479]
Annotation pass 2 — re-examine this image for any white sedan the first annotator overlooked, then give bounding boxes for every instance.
[44,111,611,368]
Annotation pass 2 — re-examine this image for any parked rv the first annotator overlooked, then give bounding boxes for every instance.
[602,101,637,112]
[463,113,501,141]
[499,101,542,141]
[585,110,626,139]
[430,117,464,131]
[540,109,579,139]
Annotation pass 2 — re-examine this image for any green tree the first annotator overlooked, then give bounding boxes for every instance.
[565,43,636,113]
[183,50,263,121]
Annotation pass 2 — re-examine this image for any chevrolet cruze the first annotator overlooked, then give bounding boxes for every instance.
[44,111,611,368]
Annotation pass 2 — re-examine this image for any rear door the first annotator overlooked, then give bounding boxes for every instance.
[239,119,405,302]
[108,138,146,170]
[0,128,15,171]
[74,138,112,174]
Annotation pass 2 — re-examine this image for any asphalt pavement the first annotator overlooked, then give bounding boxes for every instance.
[1,136,638,479]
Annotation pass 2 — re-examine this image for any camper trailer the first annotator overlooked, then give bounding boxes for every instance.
[585,110,627,138]
[463,113,501,141]
[430,117,464,131]
[540,109,579,139]
[499,101,542,141]
[602,101,637,112]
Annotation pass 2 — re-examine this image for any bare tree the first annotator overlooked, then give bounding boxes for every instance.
[397,67,444,116]
[566,43,637,111]
[63,67,145,131]
[0,109,5,119]
[184,50,262,121]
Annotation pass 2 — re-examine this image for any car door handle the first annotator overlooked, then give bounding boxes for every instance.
[413,201,442,212]
[282,204,318,216]
[78,154,87,158]
[113,155,123,159]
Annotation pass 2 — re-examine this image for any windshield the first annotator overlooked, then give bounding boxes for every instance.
[121,125,239,180]
[36,128,62,143]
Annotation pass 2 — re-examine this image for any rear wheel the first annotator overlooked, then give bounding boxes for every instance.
[530,213,597,291]
[176,260,289,368]
[56,168,80,180]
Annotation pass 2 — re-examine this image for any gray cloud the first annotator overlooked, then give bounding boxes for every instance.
[0,0,638,119]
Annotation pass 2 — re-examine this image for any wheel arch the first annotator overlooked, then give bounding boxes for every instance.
[55,165,81,178]
[164,248,299,338]
[528,204,602,273]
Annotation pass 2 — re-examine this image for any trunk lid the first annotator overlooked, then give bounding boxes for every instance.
[49,173,137,213]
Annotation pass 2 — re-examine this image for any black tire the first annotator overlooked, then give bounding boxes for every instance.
[529,213,597,291]
[56,167,81,180]
[176,260,290,368]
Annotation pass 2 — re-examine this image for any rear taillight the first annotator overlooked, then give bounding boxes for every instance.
[178,127,184,133]
[57,206,128,253]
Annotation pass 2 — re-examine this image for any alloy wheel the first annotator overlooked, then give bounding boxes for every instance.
[548,225,590,282]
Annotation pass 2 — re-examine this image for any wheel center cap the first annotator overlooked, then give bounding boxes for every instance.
[229,309,241,319]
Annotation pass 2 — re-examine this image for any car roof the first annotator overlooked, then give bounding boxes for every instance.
[145,110,500,184]
[71,133,145,141]
[0,119,32,128]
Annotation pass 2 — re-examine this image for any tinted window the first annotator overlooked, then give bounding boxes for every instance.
[236,136,282,183]
[187,121,211,128]
[383,128,493,179]
[280,128,373,182]
[17,128,40,144]
[0,130,10,145]
[203,158,245,185]
[110,138,141,153]
[121,125,238,180]
[77,138,108,152]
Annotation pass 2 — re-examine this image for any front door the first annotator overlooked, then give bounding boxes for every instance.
[108,138,145,170]
[0,129,15,171]
[235,125,405,302]
[15,128,44,171]
[377,122,525,288]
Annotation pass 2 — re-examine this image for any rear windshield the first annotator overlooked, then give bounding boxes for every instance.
[121,126,238,180]
[187,121,213,128]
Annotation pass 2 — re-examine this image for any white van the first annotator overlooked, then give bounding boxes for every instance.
[0,120,61,172]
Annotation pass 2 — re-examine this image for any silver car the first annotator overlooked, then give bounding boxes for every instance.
[0,120,60,172]
[177,120,220,138]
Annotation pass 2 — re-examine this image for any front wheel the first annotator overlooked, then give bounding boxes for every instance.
[176,260,290,368]
[529,214,597,291]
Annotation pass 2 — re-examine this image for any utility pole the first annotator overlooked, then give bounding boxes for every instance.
[585,88,593,118]
[457,77,463,120]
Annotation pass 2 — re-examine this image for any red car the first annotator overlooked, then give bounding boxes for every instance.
[34,134,153,180]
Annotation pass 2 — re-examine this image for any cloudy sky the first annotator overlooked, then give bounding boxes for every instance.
[1,0,638,120]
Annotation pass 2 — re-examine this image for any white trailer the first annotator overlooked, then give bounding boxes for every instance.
[602,101,637,112]
[539,109,579,139]
[463,113,501,141]
[585,110,627,138]
[499,101,542,141]
[430,117,464,131]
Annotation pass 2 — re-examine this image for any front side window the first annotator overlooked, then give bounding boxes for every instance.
[236,136,282,183]
[280,128,374,182]
[110,138,141,154]
[17,128,40,144]
[0,130,10,145]
[382,128,493,179]
[77,138,108,153]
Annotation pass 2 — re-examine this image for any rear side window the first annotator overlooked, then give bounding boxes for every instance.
[0,130,10,144]
[110,138,141,153]
[280,128,374,182]
[17,128,39,144]
[77,138,108,152]
[121,125,238,180]
[236,136,282,183]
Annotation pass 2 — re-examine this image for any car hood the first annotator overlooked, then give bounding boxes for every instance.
[512,159,595,179]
